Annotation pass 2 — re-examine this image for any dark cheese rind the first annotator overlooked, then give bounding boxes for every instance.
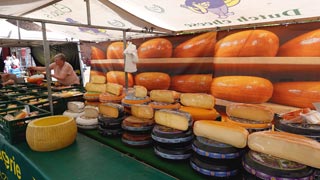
[98,114,126,126]
[154,146,191,160]
[192,143,244,159]
[98,126,123,136]
[152,124,193,139]
[155,145,192,155]
[151,132,194,144]
[194,136,244,154]
[275,118,320,136]
[191,153,240,172]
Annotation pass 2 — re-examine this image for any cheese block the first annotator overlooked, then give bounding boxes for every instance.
[150,90,176,103]
[134,85,147,98]
[67,101,85,113]
[154,109,192,131]
[107,41,124,59]
[14,110,28,120]
[170,74,212,93]
[226,103,274,123]
[215,30,279,57]
[83,91,101,102]
[180,93,215,109]
[90,75,106,84]
[248,131,320,169]
[26,115,77,152]
[122,116,155,131]
[121,96,151,107]
[137,38,173,58]
[98,103,124,118]
[106,71,134,87]
[210,76,273,104]
[148,102,181,110]
[84,106,99,118]
[193,120,249,148]
[277,29,320,57]
[106,83,123,96]
[85,82,107,93]
[179,106,219,121]
[173,32,216,58]
[99,92,125,103]
[131,104,154,119]
[270,81,320,109]
[135,72,171,90]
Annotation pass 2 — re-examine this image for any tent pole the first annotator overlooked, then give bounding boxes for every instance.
[16,20,21,40]
[123,30,128,93]
[41,22,54,115]
[77,42,85,86]
[85,0,91,25]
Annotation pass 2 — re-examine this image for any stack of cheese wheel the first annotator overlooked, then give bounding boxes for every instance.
[84,74,107,106]
[274,109,320,142]
[192,121,248,178]
[148,90,181,110]
[244,131,318,179]
[121,86,151,114]
[75,106,99,129]
[98,103,125,136]
[63,101,85,119]
[178,93,219,121]
[121,104,155,147]
[223,103,274,133]
[152,109,194,160]
[26,115,77,152]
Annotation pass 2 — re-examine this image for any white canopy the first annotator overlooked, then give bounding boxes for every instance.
[0,0,319,42]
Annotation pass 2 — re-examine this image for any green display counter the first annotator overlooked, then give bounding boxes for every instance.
[0,133,175,180]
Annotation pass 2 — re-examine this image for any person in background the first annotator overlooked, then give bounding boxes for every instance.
[0,73,17,88]
[28,53,80,86]
[3,56,12,73]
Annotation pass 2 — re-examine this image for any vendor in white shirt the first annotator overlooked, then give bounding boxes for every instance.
[28,53,80,86]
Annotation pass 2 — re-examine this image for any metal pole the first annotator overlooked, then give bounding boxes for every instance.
[41,22,54,115]
[85,0,91,25]
[77,42,85,86]
[16,20,21,40]
[123,30,128,93]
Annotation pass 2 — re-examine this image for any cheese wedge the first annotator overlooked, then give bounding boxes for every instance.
[85,82,107,93]
[98,103,124,118]
[180,93,215,109]
[84,106,99,118]
[90,75,106,84]
[154,109,192,131]
[134,85,148,98]
[226,103,274,123]
[67,101,85,113]
[248,131,320,169]
[193,120,249,148]
[106,83,123,96]
[131,104,154,119]
[150,90,176,103]
[179,106,219,121]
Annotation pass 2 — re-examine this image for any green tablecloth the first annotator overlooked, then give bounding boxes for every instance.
[0,133,176,180]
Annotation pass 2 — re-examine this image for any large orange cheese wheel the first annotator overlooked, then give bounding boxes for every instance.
[215,30,279,57]
[91,46,105,60]
[270,81,320,109]
[135,72,171,90]
[138,38,173,58]
[173,32,216,58]
[277,29,320,57]
[107,42,124,59]
[210,76,273,103]
[170,74,212,93]
[106,71,134,87]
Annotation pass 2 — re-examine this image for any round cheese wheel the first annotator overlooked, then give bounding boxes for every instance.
[215,30,279,57]
[173,32,216,58]
[148,102,181,110]
[63,110,83,119]
[277,29,320,57]
[91,46,105,60]
[107,41,124,59]
[135,72,171,90]
[76,115,98,129]
[270,81,320,109]
[106,71,134,87]
[179,106,219,121]
[170,74,212,93]
[85,101,101,107]
[138,38,173,58]
[210,76,273,104]
[83,92,101,101]
[99,92,125,103]
[26,115,77,152]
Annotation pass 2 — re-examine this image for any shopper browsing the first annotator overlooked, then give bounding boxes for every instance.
[28,53,80,86]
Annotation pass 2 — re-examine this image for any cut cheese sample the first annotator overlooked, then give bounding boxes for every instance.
[106,83,123,96]
[179,106,219,121]
[226,103,274,123]
[180,93,215,109]
[98,103,124,118]
[26,115,77,152]
[90,75,106,84]
[154,109,192,131]
[134,85,148,98]
[193,120,249,148]
[222,116,271,129]
[85,82,107,93]
[84,106,99,118]
[148,102,181,110]
[67,101,85,113]
[99,92,125,103]
[150,90,176,103]
[248,131,320,169]
[131,104,154,119]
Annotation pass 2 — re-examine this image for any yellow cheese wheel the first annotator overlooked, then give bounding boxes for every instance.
[91,46,105,60]
[138,38,173,58]
[170,74,212,93]
[179,106,219,121]
[26,115,77,152]
[107,42,124,59]
[135,72,171,91]
[210,76,273,104]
